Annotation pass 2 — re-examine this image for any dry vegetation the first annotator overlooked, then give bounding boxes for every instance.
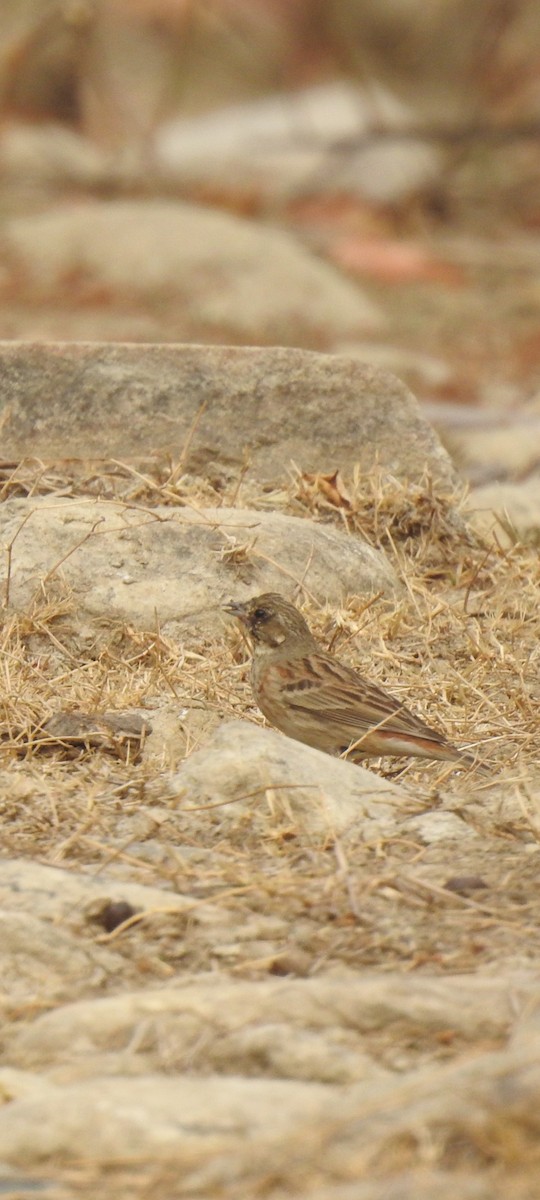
[1,455,539,986]
[0,1,538,1192]
[1,453,540,1199]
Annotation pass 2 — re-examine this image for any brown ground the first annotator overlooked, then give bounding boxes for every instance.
[2,456,538,972]
[1,453,539,1198]
[1,148,540,1196]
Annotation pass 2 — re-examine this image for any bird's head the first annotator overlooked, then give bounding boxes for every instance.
[224,592,313,650]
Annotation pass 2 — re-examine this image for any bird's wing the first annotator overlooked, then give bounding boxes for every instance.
[277,651,447,743]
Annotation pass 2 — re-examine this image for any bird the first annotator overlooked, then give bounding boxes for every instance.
[224,592,479,767]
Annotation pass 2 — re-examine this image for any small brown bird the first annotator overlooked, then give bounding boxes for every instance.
[225,592,476,766]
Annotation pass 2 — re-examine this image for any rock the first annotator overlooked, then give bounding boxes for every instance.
[0,497,401,628]
[156,83,369,198]
[466,479,540,546]
[0,1073,333,1167]
[142,706,221,769]
[2,1007,540,1179]
[11,991,384,1088]
[338,342,452,390]
[30,710,151,759]
[0,858,212,926]
[449,421,540,485]
[0,124,108,189]
[0,342,460,488]
[0,910,123,1004]
[1,200,382,345]
[156,82,441,206]
[10,973,532,1079]
[337,138,442,206]
[162,719,412,838]
[401,811,481,845]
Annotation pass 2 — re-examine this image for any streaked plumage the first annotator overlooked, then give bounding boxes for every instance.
[225,592,476,765]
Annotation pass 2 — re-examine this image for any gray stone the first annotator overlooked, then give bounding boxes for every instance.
[0,124,108,188]
[11,973,532,1077]
[0,497,401,627]
[162,719,412,838]
[401,811,481,845]
[157,82,441,206]
[0,342,459,487]
[2,201,382,344]
[0,858,211,925]
[466,479,540,546]
[0,1073,333,1166]
[0,910,123,1003]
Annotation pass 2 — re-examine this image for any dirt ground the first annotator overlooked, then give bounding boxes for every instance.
[0,161,540,1196]
[0,440,539,1196]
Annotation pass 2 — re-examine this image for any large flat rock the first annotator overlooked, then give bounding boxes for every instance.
[0,342,459,487]
[1,200,382,345]
[0,498,400,628]
[11,973,535,1078]
[2,1026,540,1181]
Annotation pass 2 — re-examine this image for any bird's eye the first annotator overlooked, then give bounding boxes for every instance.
[253,606,269,621]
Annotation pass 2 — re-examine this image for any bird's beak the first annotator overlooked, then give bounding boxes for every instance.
[223,599,250,626]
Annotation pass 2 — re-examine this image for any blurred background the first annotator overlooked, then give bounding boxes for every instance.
[0,0,539,480]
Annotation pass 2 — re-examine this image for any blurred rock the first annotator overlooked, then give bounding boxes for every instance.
[337,138,442,207]
[2,200,382,345]
[156,83,368,194]
[0,1068,61,1106]
[11,971,530,1079]
[0,1072,333,1167]
[0,909,122,1004]
[401,811,481,845]
[2,984,540,1179]
[10,979,387,1085]
[0,123,108,189]
[0,498,400,628]
[157,82,442,205]
[448,422,540,485]
[337,342,452,390]
[466,479,540,546]
[163,719,411,838]
[0,857,208,925]
[0,342,460,488]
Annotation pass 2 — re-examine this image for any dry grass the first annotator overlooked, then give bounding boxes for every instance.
[2,452,536,765]
[1,453,540,1197]
[1,453,538,882]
